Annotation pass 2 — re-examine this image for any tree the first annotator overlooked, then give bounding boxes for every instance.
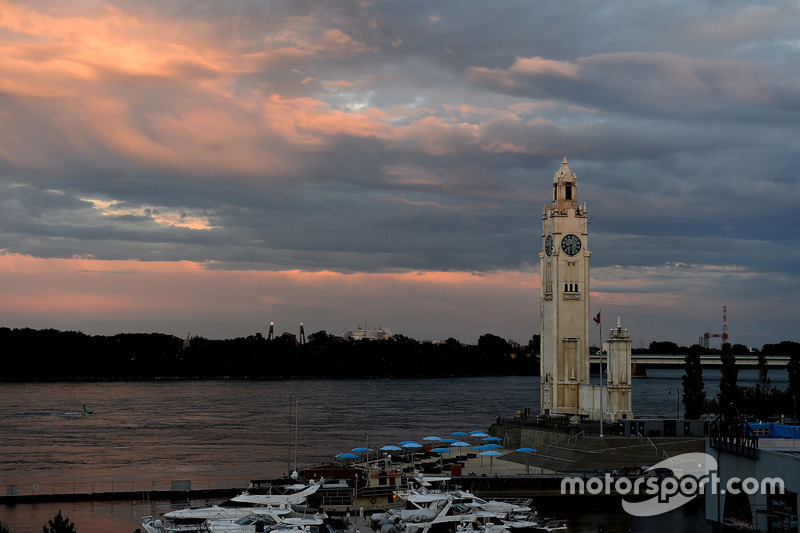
[718,343,740,412]
[477,334,511,357]
[649,340,679,354]
[788,352,800,421]
[753,353,771,419]
[682,347,706,419]
[526,334,541,356]
[43,510,75,533]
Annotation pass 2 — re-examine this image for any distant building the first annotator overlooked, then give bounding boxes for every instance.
[342,326,392,341]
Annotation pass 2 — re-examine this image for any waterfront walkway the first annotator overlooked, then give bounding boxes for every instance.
[1,427,705,505]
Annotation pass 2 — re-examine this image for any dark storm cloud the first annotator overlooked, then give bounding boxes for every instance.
[1,0,799,346]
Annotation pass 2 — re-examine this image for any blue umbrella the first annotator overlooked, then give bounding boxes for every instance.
[352,447,372,452]
[484,443,502,449]
[450,431,468,436]
[402,441,423,448]
[338,453,359,459]
[451,441,471,447]
[480,450,502,473]
[440,438,458,444]
[516,447,537,474]
[473,444,493,451]
[398,440,415,445]
[483,436,502,442]
[431,447,452,453]
[470,431,489,437]
[423,436,442,441]
[381,445,402,451]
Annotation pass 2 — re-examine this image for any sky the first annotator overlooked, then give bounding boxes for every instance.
[1,1,799,349]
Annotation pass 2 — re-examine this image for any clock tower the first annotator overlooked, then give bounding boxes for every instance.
[540,156,591,417]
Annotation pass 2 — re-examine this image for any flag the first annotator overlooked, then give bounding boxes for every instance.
[593,311,601,325]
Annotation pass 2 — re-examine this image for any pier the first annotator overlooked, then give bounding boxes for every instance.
[1,478,247,505]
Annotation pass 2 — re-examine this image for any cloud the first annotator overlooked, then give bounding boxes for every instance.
[0,1,799,348]
[0,253,539,343]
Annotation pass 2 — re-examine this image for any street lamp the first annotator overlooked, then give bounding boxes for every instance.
[668,387,681,420]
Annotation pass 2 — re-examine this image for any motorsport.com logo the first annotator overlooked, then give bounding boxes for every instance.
[560,452,784,517]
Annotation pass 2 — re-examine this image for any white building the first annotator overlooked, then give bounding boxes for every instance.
[342,326,392,341]
[539,157,632,422]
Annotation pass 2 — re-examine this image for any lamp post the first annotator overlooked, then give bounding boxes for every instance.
[668,387,681,420]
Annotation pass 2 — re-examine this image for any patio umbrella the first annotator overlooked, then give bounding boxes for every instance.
[480,450,502,473]
[430,447,452,469]
[483,443,502,450]
[515,448,537,474]
[450,441,470,460]
[402,441,423,463]
[423,436,442,441]
[450,431,468,436]
[352,447,372,452]
[483,436,502,442]
[441,438,458,444]
[380,445,402,451]
[472,444,493,451]
[338,453,359,462]
[470,431,489,438]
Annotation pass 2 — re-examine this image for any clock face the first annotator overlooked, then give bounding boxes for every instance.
[544,235,553,256]
[561,234,581,256]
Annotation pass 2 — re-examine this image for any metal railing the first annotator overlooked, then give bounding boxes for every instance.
[3,477,249,499]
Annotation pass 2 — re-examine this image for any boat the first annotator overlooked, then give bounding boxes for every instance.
[140,516,212,533]
[229,481,321,507]
[205,509,331,533]
[154,479,323,529]
[303,460,405,515]
[373,474,566,533]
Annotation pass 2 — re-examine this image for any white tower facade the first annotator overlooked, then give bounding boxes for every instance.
[540,157,591,416]
[605,317,633,420]
[539,158,633,422]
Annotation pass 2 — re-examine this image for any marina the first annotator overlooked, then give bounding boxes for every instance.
[1,372,779,531]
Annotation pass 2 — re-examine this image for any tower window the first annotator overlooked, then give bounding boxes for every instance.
[563,261,579,299]
[565,182,572,200]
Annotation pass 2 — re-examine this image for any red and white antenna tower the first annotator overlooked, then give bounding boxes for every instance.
[721,305,729,346]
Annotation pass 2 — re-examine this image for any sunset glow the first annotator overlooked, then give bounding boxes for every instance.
[0,1,798,346]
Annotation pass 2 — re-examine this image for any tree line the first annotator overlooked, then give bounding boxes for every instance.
[0,327,539,380]
[682,340,800,420]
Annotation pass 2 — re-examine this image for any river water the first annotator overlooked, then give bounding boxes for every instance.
[0,369,787,532]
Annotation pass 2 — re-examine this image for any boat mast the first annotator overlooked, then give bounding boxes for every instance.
[294,398,299,474]
[288,395,292,476]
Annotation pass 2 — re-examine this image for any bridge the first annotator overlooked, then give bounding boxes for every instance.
[588,353,789,370]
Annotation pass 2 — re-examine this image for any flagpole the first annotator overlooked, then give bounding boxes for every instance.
[598,310,603,438]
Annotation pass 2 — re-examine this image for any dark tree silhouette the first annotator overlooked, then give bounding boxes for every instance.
[718,343,740,412]
[42,510,75,533]
[682,347,706,419]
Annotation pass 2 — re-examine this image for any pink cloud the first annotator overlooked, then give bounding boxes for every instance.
[0,254,541,342]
